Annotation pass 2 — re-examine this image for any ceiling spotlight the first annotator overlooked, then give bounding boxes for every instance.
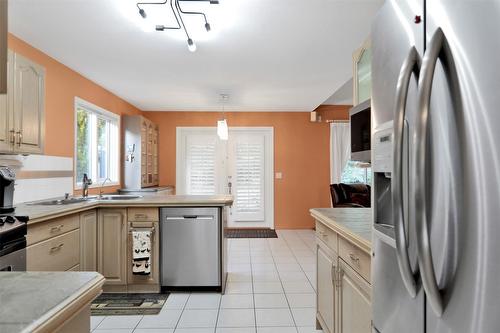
[209,0,219,4]
[139,8,147,18]
[205,22,211,32]
[156,25,165,31]
[187,38,197,52]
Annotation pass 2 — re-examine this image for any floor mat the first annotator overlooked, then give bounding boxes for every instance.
[225,228,278,238]
[91,293,169,316]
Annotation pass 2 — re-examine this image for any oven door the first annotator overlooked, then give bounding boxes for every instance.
[0,239,26,271]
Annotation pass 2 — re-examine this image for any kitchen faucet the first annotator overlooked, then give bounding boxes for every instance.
[82,174,92,198]
[99,177,112,199]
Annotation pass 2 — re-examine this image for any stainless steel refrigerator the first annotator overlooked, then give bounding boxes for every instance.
[371,1,500,332]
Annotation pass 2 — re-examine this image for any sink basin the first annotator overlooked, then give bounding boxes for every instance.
[98,195,142,200]
[30,196,97,206]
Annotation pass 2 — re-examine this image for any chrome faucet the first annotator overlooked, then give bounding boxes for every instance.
[82,174,92,198]
[99,177,112,199]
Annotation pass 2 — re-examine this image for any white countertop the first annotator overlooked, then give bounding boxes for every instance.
[310,207,372,254]
[0,272,104,333]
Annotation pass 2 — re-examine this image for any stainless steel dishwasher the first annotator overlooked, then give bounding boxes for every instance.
[160,207,220,288]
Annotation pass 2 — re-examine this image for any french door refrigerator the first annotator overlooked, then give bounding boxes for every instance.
[371,1,500,333]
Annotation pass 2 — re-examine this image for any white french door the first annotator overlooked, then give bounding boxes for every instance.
[176,127,274,229]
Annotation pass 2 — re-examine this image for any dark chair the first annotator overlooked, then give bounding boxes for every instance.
[330,183,371,208]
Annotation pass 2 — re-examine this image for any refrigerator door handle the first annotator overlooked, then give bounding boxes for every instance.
[392,46,421,299]
[415,27,460,317]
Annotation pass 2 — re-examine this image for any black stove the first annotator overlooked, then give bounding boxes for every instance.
[0,215,28,271]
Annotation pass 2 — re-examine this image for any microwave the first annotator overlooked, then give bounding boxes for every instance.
[350,99,371,162]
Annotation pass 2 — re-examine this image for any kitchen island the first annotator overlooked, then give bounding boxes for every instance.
[310,207,372,333]
[0,271,104,333]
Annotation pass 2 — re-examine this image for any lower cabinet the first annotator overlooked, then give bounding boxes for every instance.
[338,259,372,333]
[80,209,97,271]
[126,208,160,292]
[97,208,127,286]
[315,222,372,333]
[317,241,337,333]
[27,213,80,271]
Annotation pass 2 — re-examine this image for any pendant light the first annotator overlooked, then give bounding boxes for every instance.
[217,94,229,141]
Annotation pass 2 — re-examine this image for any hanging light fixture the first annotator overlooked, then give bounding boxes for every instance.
[217,94,229,141]
[136,0,218,52]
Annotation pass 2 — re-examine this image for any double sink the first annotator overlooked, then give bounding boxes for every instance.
[32,194,142,206]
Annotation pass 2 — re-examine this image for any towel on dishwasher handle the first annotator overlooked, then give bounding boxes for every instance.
[132,230,151,275]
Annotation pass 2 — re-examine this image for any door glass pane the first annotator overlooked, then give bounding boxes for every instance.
[97,118,108,181]
[76,109,91,182]
[186,135,217,195]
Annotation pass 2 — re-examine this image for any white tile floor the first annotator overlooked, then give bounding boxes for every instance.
[91,229,323,333]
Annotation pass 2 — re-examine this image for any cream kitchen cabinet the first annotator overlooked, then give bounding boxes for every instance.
[27,213,81,271]
[80,209,97,271]
[314,215,372,333]
[123,115,159,189]
[127,208,160,293]
[317,239,337,333]
[97,208,127,287]
[0,49,45,154]
[338,259,372,333]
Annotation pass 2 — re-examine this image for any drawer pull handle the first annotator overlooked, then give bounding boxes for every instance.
[50,243,64,252]
[349,253,360,264]
[318,230,327,237]
[50,225,64,233]
[135,213,148,219]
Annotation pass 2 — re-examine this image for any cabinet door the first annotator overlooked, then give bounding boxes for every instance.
[97,209,127,285]
[127,220,159,287]
[80,209,97,271]
[338,259,372,333]
[141,119,148,186]
[0,50,12,153]
[12,52,45,154]
[317,242,336,333]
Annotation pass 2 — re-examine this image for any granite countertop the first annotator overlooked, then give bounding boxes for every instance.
[0,272,104,333]
[14,194,233,224]
[310,208,372,254]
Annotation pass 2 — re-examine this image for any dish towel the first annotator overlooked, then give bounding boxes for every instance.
[132,230,151,275]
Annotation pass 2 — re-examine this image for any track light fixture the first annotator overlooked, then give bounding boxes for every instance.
[136,0,218,52]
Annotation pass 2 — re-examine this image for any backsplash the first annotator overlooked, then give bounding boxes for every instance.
[0,155,73,204]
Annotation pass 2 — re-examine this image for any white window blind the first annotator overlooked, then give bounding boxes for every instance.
[185,135,217,195]
[232,135,265,221]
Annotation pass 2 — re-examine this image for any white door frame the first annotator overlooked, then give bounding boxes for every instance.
[176,126,274,229]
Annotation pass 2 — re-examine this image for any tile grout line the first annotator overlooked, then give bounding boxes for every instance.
[249,239,258,333]
[269,236,300,333]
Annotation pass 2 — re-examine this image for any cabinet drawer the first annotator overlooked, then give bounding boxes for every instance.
[338,237,371,282]
[128,208,159,222]
[316,221,338,252]
[27,229,80,271]
[27,214,79,246]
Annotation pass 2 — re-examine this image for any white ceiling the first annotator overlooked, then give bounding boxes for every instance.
[9,0,383,112]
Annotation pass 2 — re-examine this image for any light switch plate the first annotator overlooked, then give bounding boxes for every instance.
[275,172,282,179]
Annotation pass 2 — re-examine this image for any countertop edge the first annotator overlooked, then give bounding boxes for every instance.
[22,273,105,333]
[24,199,233,225]
[310,209,372,254]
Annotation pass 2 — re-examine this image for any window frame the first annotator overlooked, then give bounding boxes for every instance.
[74,97,120,190]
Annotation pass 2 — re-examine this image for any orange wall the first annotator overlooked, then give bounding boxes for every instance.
[8,34,143,193]
[144,105,349,229]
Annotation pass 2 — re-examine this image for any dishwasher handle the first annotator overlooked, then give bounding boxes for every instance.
[164,215,214,221]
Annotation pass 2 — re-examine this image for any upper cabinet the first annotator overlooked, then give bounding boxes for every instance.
[124,115,159,189]
[353,39,372,106]
[0,50,45,154]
